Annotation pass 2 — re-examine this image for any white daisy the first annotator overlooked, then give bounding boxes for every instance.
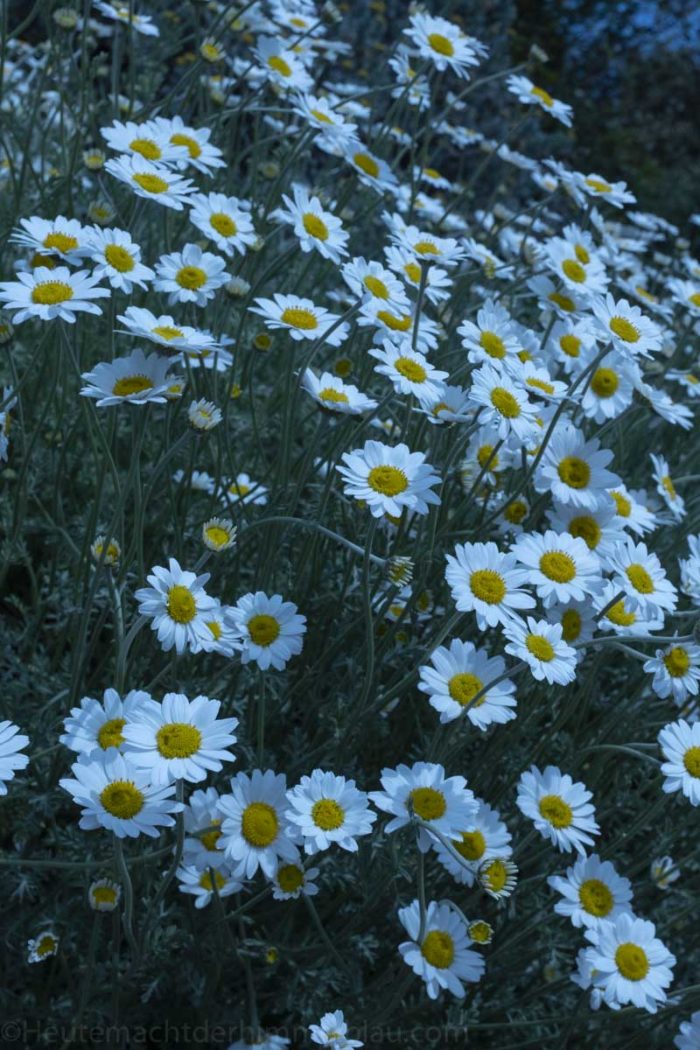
[59,748,181,838]
[510,529,602,606]
[134,557,218,655]
[270,854,320,901]
[546,500,627,559]
[285,770,376,854]
[117,306,221,353]
[369,761,478,853]
[0,721,28,795]
[100,119,186,165]
[582,912,675,1013]
[516,765,599,854]
[176,865,242,909]
[150,115,226,175]
[468,364,539,444]
[383,244,453,304]
[606,539,677,618]
[301,369,377,415]
[88,878,121,912]
[593,581,664,637]
[250,294,348,345]
[183,786,226,871]
[579,354,636,423]
[574,171,636,209]
[226,592,306,672]
[217,769,298,879]
[254,35,313,92]
[444,541,535,629]
[189,192,256,256]
[650,453,686,521]
[310,1009,363,1048]
[457,300,521,366]
[658,719,700,805]
[0,265,110,324]
[535,422,620,510]
[547,853,633,929]
[80,349,178,407]
[398,899,485,1000]
[607,485,657,537]
[418,638,517,728]
[10,214,92,263]
[154,243,229,307]
[344,144,399,194]
[432,800,512,886]
[94,2,159,36]
[369,339,448,402]
[60,687,150,756]
[85,226,154,292]
[504,616,577,686]
[274,184,349,263]
[650,854,681,890]
[592,294,662,358]
[105,154,194,210]
[337,440,441,519]
[221,473,269,507]
[506,74,573,126]
[404,14,484,78]
[675,1011,700,1050]
[341,256,410,312]
[643,639,700,704]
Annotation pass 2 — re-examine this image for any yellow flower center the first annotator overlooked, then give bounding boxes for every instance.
[353,152,380,178]
[200,820,222,851]
[448,672,484,707]
[409,786,446,821]
[427,32,455,56]
[97,717,126,749]
[578,878,614,917]
[470,569,506,604]
[176,266,207,290]
[562,259,586,283]
[132,172,169,194]
[104,243,135,272]
[414,240,439,256]
[35,935,58,957]
[531,85,554,107]
[575,244,590,264]
[557,456,590,489]
[404,262,422,283]
[205,524,231,548]
[171,132,201,158]
[319,387,349,405]
[482,858,508,892]
[280,306,318,330]
[152,325,184,341]
[540,550,576,583]
[538,794,573,827]
[302,213,328,241]
[376,310,411,331]
[92,885,118,906]
[468,920,492,943]
[615,943,649,981]
[166,584,197,623]
[683,746,700,777]
[611,491,631,517]
[626,563,654,594]
[479,330,506,359]
[241,801,279,846]
[421,929,455,968]
[31,281,74,305]
[206,620,222,640]
[247,613,280,646]
[129,137,161,160]
[112,374,154,397]
[591,368,619,398]
[210,212,237,236]
[277,863,304,893]
[568,515,601,550]
[367,465,408,497]
[526,634,555,662]
[490,387,521,418]
[561,608,582,642]
[310,108,333,124]
[607,600,636,627]
[156,722,202,759]
[527,378,555,395]
[43,232,79,253]
[199,869,226,891]
[395,356,427,383]
[549,291,575,312]
[609,316,640,343]
[664,646,690,677]
[100,780,144,819]
[559,334,581,358]
[268,55,292,77]
[477,444,499,470]
[585,177,612,193]
[504,499,528,524]
[661,475,677,500]
[454,829,486,861]
[363,275,389,299]
[311,798,345,831]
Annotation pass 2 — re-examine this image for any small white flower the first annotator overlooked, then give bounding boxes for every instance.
[398,899,485,1000]
[285,770,376,854]
[516,765,599,854]
[226,592,306,671]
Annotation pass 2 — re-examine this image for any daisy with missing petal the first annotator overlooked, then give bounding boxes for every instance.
[582,912,675,1013]
[189,192,256,257]
[468,365,539,444]
[548,853,633,929]
[117,306,221,354]
[105,155,194,210]
[80,349,179,407]
[506,74,573,126]
[418,639,516,728]
[369,761,478,853]
[85,226,154,292]
[183,786,226,871]
[221,473,269,507]
[176,865,242,909]
[122,692,238,786]
[592,294,662,358]
[0,265,110,324]
[511,529,602,607]
[369,339,448,402]
[341,257,410,312]
[154,244,229,307]
[0,721,28,794]
[285,770,376,854]
[250,294,348,345]
[445,541,535,629]
[337,440,441,519]
[217,769,298,879]
[535,423,620,510]
[10,214,92,263]
[398,899,485,1000]
[650,453,686,521]
[274,185,349,264]
[504,616,577,685]
[301,369,377,415]
[60,687,150,756]
[226,592,306,671]
[458,300,521,366]
[517,765,599,855]
[59,748,181,838]
[270,853,320,901]
[135,558,217,655]
[607,539,677,618]
[658,719,700,805]
[310,1010,363,1049]
[404,14,484,78]
[643,639,700,704]
[433,800,512,887]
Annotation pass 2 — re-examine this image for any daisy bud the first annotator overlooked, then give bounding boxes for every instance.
[188,398,222,431]
[387,556,414,587]
[53,7,79,28]
[478,857,518,899]
[225,276,251,298]
[202,518,237,553]
[83,149,106,171]
[89,878,121,912]
[468,920,494,945]
[200,40,225,63]
[91,534,121,567]
[88,200,116,225]
[650,855,680,890]
[259,162,279,180]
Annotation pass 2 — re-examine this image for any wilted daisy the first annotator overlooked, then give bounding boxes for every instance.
[60,687,150,756]
[504,616,577,686]
[285,770,376,854]
[643,639,700,703]
[121,692,238,786]
[310,1010,363,1048]
[398,899,485,1000]
[658,719,700,805]
[301,369,377,415]
[404,13,484,78]
[117,306,221,353]
[189,192,256,256]
[433,800,512,886]
[135,558,218,654]
[507,74,573,126]
[445,541,535,629]
[154,244,229,307]
[516,765,599,854]
[275,185,348,263]
[369,339,448,402]
[0,265,110,324]
[271,854,320,901]
[251,294,348,345]
[370,761,478,852]
[337,440,441,519]
[0,720,28,794]
[28,930,60,964]
[176,864,241,909]
[80,349,178,407]
[218,769,297,879]
[105,155,194,209]
[418,639,516,728]
[606,539,677,617]
[227,592,306,671]
[581,913,675,1013]
[650,453,686,521]
[511,529,602,606]
[548,854,633,929]
[59,748,181,838]
[535,423,620,509]
[84,875,121,916]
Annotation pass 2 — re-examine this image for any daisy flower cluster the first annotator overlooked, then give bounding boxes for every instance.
[0,1,698,1046]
